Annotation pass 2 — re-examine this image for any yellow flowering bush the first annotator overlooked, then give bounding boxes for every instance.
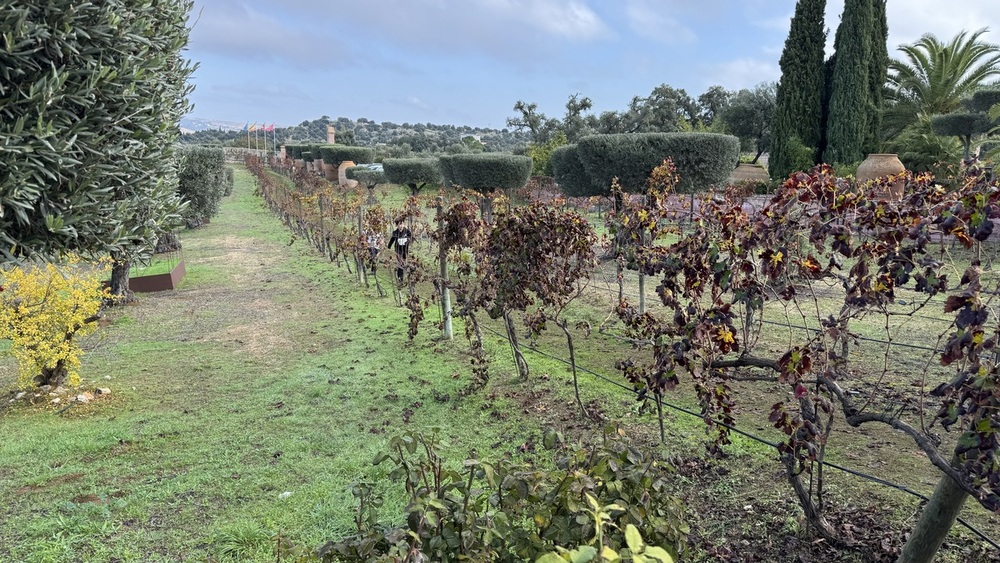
[0,257,111,388]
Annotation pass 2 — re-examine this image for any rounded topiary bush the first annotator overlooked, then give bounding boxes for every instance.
[318,145,375,166]
[551,144,602,198]
[345,165,387,187]
[383,158,442,195]
[576,132,740,194]
[448,153,533,193]
[438,154,458,188]
[285,144,307,159]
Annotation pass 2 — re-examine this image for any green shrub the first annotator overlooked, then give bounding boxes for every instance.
[318,144,375,166]
[383,158,442,195]
[438,154,458,187]
[223,167,235,196]
[309,430,687,562]
[552,144,602,198]
[781,136,817,178]
[448,153,533,193]
[177,146,227,225]
[575,132,740,194]
[345,165,386,187]
[285,144,307,159]
[301,150,315,162]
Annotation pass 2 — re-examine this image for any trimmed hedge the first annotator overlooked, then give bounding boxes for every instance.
[177,146,227,224]
[383,158,442,190]
[318,144,375,166]
[930,113,992,138]
[575,133,740,194]
[551,144,602,198]
[285,144,308,159]
[345,166,387,187]
[969,89,1000,113]
[448,153,533,192]
[439,154,458,187]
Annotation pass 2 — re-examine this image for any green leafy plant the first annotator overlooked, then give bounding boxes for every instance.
[301,429,687,563]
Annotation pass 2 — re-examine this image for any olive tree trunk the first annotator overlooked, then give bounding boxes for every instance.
[109,259,134,304]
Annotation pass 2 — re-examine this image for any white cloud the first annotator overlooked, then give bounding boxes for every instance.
[706,58,780,91]
[477,0,609,40]
[624,0,697,44]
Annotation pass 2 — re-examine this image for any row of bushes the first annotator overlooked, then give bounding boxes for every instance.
[334,132,741,197]
[176,146,233,226]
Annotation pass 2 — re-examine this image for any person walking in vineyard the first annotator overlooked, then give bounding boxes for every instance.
[387,218,412,282]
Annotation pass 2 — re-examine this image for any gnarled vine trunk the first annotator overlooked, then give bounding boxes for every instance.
[503,310,529,379]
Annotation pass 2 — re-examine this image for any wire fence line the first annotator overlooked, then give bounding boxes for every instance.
[254,165,998,550]
[589,263,955,354]
[475,324,999,550]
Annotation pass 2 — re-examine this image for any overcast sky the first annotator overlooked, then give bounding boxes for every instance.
[185,0,1000,129]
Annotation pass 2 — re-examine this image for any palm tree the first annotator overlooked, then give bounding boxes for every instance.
[885,28,1000,137]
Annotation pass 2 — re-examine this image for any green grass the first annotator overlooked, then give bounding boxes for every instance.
[2,167,997,562]
[0,168,544,562]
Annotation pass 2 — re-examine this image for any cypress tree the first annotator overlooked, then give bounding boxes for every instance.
[865,0,889,154]
[824,0,874,165]
[769,0,827,182]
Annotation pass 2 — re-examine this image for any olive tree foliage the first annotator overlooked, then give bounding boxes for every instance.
[720,83,777,163]
[346,165,387,204]
[383,158,443,196]
[318,144,375,166]
[448,154,532,194]
[551,144,603,198]
[0,0,194,270]
[573,133,740,195]
[177,146,227,227]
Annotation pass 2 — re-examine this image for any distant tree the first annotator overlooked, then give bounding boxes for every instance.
[769,0,827,181]
[697,85,733,127]
[562,94,595,142]
[720,83,777,163]
[865,0,889,154]
[0,0,194,302]
[825,0,877,165]
[506,101,560,143]
[527,132,569,176]
[461,136,485,153]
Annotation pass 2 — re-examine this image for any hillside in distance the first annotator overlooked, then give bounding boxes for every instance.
[179,115,531,155]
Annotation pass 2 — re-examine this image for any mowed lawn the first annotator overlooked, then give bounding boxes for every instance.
[0,167,543,562]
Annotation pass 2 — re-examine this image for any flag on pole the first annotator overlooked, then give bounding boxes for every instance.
[248,123,257,132]
[241,122,248,132]
[265,123,275,132]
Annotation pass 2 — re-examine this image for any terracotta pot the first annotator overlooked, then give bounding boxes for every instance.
[323,162,337,181]
[338,160,359,188]
[856,153,905,200]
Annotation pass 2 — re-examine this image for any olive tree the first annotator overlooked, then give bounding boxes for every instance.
[383,158,443,197]
[574,133,739,195]
[346,165,387,204]
[0,0,194,300]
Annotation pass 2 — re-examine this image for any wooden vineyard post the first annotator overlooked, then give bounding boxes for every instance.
[437,196,453,340]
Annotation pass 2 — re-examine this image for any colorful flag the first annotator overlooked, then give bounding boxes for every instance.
[241,122,248,132]
[266,123,275,132]
[248,123,257,132]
